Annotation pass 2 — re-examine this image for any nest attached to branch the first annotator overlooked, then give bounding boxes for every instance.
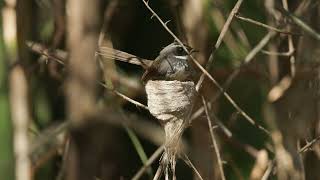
[145,80,196,178]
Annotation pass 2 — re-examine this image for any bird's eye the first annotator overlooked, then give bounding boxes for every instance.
[177,47,184,54]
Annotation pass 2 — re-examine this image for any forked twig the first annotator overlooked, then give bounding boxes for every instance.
[140,0,270,136]
[279,7,320,41]
[190,32,275,135]
[299,136,320,153]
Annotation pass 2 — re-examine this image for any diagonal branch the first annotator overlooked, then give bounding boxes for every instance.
[140,0,270,135]
[181,153,204,180]
[27,42,148,110]
[190,32,275,135]
[132,145,164,180]
[279,7,320,41]
[235,13,300,35]
[299,136,320,153]
[196,0,244,90]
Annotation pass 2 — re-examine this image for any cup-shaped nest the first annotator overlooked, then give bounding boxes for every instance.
[145,80,196,175]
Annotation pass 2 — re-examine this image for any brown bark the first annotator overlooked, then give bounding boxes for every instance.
[65,1,106,180]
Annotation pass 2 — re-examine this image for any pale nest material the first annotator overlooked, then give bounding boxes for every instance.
[145,80,196,174]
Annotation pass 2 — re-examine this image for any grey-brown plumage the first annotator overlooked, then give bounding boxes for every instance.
[141,42,196,83]
[97,41,196,83]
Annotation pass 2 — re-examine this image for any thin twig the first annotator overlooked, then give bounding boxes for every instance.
[196,0,244,90]
[261,49,294,56]
[97,0,118,47]
[299,136,320,153]
[99,82,148,110]
[202,96,226,180]
[211,111,232,138]
[191,32,275,134]
[281,0,296,76]
[31,121,69,169]
[56,138,70,180]
[261,160,275,180]
[181,153,204,180]
[244,31,276,63]
[26,42,148,110]
[132,145,164,180]
[141,0,270,136]
[26,41,66,65]
[279,7,320,41]
[153,165,163,180]
[214,0,244,52]
[235,14,299,35]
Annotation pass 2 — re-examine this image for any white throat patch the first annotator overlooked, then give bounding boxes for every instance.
[174,55,188,60]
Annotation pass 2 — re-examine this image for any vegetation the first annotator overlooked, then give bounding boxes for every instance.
[1,0,320,179]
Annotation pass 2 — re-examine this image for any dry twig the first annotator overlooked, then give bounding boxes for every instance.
[26,42,148,110]
[191,32,275,135]
[181,153,204,180]
[196,0,244,89]
[281,0,296,76]
[202,96,226,180]
[140,0,270,136]
[235,13,299,35]
[299,136,320,153]
[280,7,320,41]
[132,145,164,180]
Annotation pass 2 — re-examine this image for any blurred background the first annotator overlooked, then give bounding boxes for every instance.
[1,0,320,179]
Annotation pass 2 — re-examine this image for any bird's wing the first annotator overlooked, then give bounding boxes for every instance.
[97,46,153,69]
[26,41,153,69]
[141,56,171,83]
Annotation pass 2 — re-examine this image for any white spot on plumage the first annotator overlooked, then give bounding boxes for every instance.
[174,55,188,60]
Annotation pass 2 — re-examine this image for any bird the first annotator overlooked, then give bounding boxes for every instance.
[141,41,196,83]
[97,41,197,83]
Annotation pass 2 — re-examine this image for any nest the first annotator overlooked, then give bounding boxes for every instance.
[145,80,196,178]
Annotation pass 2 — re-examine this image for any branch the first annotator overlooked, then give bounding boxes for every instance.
[235,13,300,35]
[191,32,275,135]
[26,42,148,110]
[299,136,320,153]
[181,153,204,180]
[196,0,244,90]
[140,0,270,136]
[132,145,164,180]
[279,7,320,41]
[202,96,226,180]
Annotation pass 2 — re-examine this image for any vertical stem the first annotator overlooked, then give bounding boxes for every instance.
[9,66,31,180]
[66,0,101,180]
[282,0,296,76]
[201,96,226,180]
[0,2,14,179]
